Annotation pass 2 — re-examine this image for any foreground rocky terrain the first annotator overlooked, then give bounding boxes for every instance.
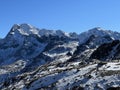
[0,24,120,90]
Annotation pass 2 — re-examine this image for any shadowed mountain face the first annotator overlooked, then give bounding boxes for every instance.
[90,40,120,61]
[1,24,120,90]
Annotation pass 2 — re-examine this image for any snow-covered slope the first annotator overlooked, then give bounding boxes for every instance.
[1,61,120,90]
[1,24,120,90]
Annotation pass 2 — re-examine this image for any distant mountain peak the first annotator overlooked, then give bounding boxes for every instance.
[78,27,120,44]
[88,27,107,34]
[7,23,39,37]
[11,23,34,32]
[6,23,73,40]
[13,23,34,29]
[90,27,103,31]
[6,24,120,44]
[20,23,34,28]
[12,24,20,30]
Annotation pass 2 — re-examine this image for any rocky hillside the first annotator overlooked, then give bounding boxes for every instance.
[0,24,120,90]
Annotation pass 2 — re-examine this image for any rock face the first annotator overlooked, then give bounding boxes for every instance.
[90,40,120,61]
[1,24,120,90]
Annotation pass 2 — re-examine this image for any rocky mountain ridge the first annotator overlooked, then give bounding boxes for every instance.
[0,24,120,90]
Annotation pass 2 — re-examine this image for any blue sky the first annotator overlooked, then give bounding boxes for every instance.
[0,0,120,38]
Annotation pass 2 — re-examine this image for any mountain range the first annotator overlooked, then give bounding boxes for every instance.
[0,24,120,90]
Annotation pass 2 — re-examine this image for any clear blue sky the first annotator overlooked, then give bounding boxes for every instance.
[0,0,120,38]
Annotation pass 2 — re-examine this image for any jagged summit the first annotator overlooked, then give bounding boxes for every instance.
[89,27,103,31]
[12,23,34,30]
[8,23,39,36]
[6,24,120,44]
[7,23,71,38]
[6,24,120,45]
[78,27,120,44]
[88,27,113,35]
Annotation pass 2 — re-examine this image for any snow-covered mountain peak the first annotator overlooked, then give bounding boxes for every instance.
[7,23,72,38]
[8,23,39,37]
[88,27,109,35]
[20,23,34,30]
[12,24,20,30]
[79,27,120,44]
[89,27,103,31]
[12,23,34,30]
